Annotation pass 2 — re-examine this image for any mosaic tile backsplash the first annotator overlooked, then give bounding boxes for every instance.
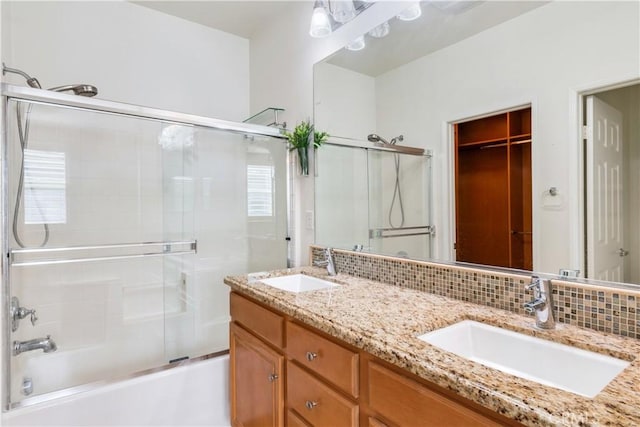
[310,246,640,339]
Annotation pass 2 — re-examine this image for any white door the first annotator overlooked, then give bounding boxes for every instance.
[586,96,625,282]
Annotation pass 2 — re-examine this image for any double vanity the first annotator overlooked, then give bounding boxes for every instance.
[225,252,640,426]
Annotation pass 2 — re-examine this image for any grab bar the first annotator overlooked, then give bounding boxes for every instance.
[10,240,197,267]
[369,226,435,239]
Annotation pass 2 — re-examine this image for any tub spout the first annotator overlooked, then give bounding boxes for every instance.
[13,335,57,356]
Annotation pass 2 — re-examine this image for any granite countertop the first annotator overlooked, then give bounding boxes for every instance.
[224,267,640,426]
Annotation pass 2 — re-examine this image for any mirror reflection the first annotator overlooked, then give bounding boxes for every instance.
[313,1,640,286]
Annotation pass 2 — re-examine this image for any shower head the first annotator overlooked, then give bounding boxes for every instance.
[2,63,42,89]
[368,134,389,144]
[367,134,404,145]
[49,84,98,97]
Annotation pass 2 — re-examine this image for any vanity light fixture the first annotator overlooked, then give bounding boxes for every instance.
[368,21,390,38]
[345,35,366,51]
[397,2,422,21]
[309,1,333,37]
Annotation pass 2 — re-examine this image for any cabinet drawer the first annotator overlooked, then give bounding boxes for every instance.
[287,361,358,427]
[368,362,502,427]
[230,292,284,348]
[286,321,359,397]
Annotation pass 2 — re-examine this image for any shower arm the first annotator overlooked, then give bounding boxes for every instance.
[2,63,41,89]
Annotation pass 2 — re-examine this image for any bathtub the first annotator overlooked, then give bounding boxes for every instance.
[2,355,230,426]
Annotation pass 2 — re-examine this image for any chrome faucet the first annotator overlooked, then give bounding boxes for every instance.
[10,297,38,332]
[13,335,57,356]
[524,276,555,329]
[313,248,336,276]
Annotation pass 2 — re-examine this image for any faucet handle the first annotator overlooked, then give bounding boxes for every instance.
[29,310,38,326]
[525,276,541,291]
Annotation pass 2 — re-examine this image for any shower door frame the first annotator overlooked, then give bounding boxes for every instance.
[317,138,434,256]
[0,83,290,410]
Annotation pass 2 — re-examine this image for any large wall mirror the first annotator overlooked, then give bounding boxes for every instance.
[313,1,640,287]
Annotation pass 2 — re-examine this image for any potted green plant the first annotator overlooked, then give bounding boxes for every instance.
[284,120,329,175]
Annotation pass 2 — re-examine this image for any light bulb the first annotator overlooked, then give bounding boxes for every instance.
[332,0,356,24]
[345,35,366,51]
[309,5,332,38]
[397,2,422,21]
[368,21,390,38]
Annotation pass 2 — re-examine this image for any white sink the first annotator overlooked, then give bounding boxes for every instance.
[259,274,339,293]
[418,320,630,397]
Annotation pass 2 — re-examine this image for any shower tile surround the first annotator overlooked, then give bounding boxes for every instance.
[310,246,640,340]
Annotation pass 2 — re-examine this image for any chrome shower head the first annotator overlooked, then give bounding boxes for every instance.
[49,84,98,97]
[368,134,390,144]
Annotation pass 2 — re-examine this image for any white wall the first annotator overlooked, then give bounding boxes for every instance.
[1,0,249,120]
[373,1,640,274]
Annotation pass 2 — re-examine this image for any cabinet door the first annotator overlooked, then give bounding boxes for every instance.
[230,322,284,427]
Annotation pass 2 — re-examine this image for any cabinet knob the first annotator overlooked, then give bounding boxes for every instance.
[305,400,318,410]
[268,373,278,382]
[305,351,318,361]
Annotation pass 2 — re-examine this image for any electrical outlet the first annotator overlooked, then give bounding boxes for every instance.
[305,211,314,230]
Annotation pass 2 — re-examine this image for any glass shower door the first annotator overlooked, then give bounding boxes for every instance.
[367,150,432,260]
[162,127,290,361]
[4,95,290,409]
[5,100,196,405]
[315,144,369,250]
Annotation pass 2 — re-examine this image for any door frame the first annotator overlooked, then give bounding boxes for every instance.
[573,77,640,279]
[445,100,535,265]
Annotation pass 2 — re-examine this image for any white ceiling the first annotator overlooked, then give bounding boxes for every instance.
[132,1,300,39]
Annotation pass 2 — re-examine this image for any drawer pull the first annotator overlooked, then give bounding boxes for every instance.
[305,400,318,410]
[305,351,318,361]
[268,373,278,382]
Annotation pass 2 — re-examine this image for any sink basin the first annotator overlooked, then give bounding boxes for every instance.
[259,274,340,293]
[417,320,630,397]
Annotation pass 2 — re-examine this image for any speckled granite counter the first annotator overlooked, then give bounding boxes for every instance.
[224,267,640,427]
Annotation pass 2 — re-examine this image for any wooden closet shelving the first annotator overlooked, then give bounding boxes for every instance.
[455,107,532,270]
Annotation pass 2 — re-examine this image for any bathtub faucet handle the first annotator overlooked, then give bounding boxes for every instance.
[29,310,38,326]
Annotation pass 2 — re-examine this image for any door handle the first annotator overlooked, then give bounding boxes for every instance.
[618,248,629,257]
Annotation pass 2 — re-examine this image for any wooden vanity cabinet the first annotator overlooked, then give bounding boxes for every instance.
[230,292,518,427]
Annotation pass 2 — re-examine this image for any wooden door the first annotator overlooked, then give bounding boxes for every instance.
[230,322,284,427]
[586,96,625,282]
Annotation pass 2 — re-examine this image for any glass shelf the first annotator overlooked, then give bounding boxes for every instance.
[243,107,286,128]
